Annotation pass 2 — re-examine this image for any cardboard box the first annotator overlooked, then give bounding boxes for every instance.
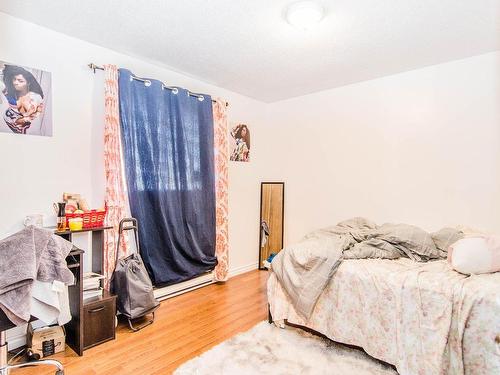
[27,324,65,358]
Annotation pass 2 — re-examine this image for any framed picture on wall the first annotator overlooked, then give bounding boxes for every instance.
[0,61,52,136]
[229,123,250,162]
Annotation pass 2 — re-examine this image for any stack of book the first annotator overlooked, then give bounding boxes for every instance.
[83,272,105,300]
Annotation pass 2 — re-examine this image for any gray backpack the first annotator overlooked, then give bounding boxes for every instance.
[110,218,159,331]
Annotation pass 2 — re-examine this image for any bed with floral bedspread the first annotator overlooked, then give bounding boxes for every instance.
[267,219,500,375]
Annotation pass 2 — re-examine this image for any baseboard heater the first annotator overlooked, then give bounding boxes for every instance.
[153,271,214,301]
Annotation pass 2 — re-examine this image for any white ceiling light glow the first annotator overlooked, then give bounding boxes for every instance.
[286,1,324,30]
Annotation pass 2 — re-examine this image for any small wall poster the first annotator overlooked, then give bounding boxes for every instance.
[229,123,250,162]
[0,61,52,136]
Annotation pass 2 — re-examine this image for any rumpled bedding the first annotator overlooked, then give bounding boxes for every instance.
[268,259,500,375]
[0,226,74,326]
[271,217,460,318]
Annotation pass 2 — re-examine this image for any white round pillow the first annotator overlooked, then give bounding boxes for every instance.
[448,236,500,275]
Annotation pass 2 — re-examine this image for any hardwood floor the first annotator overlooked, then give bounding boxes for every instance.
[16,270,269,375]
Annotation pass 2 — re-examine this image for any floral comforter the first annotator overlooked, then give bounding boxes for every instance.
[268,258,500,375]
[270,217,461,319]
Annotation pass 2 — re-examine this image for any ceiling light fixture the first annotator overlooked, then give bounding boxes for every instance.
[285,1,324,30]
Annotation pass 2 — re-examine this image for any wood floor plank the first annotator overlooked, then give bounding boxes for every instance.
[14,270,269,375]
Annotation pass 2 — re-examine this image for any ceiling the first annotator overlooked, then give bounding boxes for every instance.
[1,0,499,102]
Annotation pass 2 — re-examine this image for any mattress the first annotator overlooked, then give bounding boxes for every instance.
[268,258,500,375]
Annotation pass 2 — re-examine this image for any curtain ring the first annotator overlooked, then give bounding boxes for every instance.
[197,95,204,102]
[172,88,179,94]
[144,80,151,87]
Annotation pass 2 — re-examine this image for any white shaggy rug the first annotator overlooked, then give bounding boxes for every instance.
[174,322,398,375]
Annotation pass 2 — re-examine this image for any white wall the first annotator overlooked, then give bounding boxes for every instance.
[264,52,500,244]
[0,12,268,275]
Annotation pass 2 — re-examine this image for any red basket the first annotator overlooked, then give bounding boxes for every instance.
[66,207,107,230]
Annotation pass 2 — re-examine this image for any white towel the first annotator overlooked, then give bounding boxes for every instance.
[30,279,72,325]
[55,281,71,325]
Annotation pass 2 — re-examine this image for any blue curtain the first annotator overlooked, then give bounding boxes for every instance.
[118,69,217,286]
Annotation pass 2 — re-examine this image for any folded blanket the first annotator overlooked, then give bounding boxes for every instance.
[271,217,464,319]
[0,226,74,326]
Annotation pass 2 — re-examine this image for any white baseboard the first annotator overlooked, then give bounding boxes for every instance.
[154,272,215,301]
[153,262,259,301]
[228,262,259,278]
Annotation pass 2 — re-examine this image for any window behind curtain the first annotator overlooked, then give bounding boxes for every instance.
[118,69,217,286]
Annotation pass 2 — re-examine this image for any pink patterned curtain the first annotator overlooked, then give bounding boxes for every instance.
[213,99,229,281]
[103,64,130,288]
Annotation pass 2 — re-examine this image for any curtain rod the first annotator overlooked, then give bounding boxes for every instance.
[88,63,229,107]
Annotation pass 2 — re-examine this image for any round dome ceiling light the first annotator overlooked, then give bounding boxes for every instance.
[285,1,324,30]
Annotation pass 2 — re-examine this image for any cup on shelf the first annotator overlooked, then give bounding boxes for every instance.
[68,217,83,231]
[23,214,44,227]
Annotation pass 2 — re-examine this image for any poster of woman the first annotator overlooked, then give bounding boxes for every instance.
[0,62,52,136]
[229,123,250,162]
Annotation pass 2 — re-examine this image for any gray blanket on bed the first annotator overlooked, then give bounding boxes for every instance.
[271,217,463,319]
[0,226,74,326]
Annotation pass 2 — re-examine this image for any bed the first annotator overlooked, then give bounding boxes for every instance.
[267,220,500,375]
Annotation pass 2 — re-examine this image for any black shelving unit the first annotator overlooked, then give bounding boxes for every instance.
[53,226,115,356]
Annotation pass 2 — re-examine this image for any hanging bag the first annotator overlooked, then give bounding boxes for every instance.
[110,218,159,331]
